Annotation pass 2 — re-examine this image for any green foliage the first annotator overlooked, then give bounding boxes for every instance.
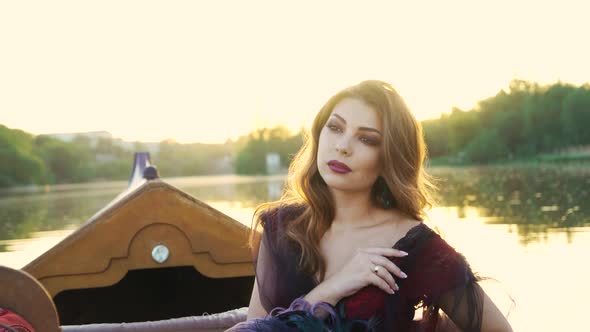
[235,126,304,175]
[0,127,133,187]
[423,118,449,157]
[463,130,509,163]
[34,135,96,183]
[447,107,481,153]
[235,130,267,174]
[423,79,590,164]
[94,159,131,180]
[2,78,588,187]
[0,125,47,186]
[0,122,304,187]
[155,139,234,177]
[561,86,590,145]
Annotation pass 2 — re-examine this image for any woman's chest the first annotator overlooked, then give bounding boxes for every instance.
[318,225,398,280]
[314,229,393,320]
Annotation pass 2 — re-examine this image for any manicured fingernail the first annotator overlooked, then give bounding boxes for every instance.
[394,283,399,291]
[400,272,408,278]
[389,288,395,294]
[400,251,408,256]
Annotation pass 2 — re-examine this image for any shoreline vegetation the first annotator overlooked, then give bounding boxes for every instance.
[429,151,590,167]
[2,79,589,189]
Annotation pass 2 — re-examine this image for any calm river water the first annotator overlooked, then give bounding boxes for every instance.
[0,166,588,331]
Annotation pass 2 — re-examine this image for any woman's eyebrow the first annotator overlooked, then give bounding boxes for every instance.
[331,113,347,123]
[331,113,382,135]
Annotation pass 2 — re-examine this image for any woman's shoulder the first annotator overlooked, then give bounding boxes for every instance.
[381,209,427,245]
[258,203,306,232]
[402,222,464,261]
[398,223,477,305]
[404,223,476,286]
[392,220,473,275]
[257,204,307,261]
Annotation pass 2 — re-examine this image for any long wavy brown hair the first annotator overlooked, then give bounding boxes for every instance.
[251,80,436,281]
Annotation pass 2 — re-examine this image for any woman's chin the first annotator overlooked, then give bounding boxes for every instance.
[323,178,371,193]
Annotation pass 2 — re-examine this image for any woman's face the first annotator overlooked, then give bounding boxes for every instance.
[317,98,383,194]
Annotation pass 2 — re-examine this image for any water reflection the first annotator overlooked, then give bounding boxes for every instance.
[168,175,285,210]
[1,167,588,246]
[0,168,588,331]
[430,166,590,244]
[0,186,121,242]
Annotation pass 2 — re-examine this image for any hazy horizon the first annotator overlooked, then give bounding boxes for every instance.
[2,0,589,144]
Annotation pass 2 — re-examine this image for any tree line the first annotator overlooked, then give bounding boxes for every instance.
[423,79,590,164]
[1,79,589,187]
[0,124,304,188]
[0,128,137,187]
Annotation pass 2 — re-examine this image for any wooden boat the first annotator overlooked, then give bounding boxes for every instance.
[2,153,254,331]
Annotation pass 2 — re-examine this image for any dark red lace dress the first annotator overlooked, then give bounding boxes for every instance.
[229,205,484,332]
[0,308,35,332]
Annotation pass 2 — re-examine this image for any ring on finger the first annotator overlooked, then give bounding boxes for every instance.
[372,265,381,274]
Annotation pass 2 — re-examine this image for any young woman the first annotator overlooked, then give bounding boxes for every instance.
[229,80,512,331]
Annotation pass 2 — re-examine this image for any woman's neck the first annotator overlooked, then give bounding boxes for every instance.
[329,189,383,229]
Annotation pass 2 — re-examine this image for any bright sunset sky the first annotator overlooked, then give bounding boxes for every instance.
[1,1,588,144]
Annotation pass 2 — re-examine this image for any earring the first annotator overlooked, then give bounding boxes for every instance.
[383,194,392,208]
[381,182,392,208]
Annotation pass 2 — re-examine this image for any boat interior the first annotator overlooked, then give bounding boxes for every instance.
[0,264,249,332]
[1,153,253,331]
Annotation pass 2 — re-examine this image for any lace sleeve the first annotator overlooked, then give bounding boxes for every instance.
[253,209,281,312]
[253,206,312,313]
[408,233,484,331]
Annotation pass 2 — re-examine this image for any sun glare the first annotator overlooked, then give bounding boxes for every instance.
[0,1,588,143]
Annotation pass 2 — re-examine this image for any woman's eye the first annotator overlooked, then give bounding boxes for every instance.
[327,124,341,132]
[360,137,378,145]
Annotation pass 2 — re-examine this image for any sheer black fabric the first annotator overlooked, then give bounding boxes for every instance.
[384,223,483,331]
[242,205,485,331]
[254,205,314,313]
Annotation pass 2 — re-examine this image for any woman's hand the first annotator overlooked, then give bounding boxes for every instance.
[305,247,408,305]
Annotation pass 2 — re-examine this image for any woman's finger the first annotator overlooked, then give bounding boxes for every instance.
[368,270,395,294]
[370,263,398,291]
[369,255,407,280]
[360,247,408,258]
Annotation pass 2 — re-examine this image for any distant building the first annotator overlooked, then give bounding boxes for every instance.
[213,156,234,174]
[44,131,112,148]
[42,131,159,154]
[116,141,160,155]
[266,153,281,174]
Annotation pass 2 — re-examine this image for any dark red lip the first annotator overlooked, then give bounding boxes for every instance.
[327,160,351,173]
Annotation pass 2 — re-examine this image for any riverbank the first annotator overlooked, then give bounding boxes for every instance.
[0,173,288,196]
[429,152,590,167]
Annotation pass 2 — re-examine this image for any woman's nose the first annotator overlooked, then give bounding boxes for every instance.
[335,137,352,156]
